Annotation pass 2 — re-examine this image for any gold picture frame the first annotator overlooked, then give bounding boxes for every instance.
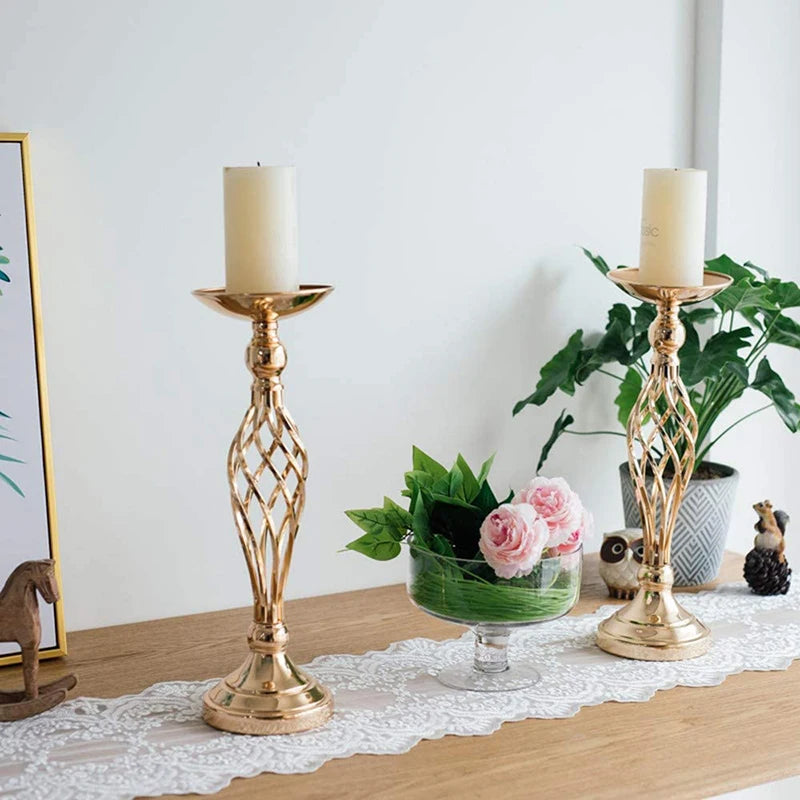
[0,133,66,666]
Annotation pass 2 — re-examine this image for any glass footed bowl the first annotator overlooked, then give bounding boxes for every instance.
[407,544,582,692]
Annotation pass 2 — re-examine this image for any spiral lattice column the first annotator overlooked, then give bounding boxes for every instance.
[228,311,308,626]
[627,298,698,569]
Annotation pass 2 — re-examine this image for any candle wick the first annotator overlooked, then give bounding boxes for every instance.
[257,161,261,167]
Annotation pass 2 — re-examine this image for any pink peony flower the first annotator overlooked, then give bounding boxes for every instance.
[553,509,593,554]
[513,476,583,548]
[479,503,549,579]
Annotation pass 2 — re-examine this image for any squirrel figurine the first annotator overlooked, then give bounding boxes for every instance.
[744,500,791,595]
[753,500,789,562]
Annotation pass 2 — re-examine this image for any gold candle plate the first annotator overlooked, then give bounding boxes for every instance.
[194,284,334,734]
[596,268,732,661]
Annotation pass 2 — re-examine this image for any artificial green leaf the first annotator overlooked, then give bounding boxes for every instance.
[0,454,23,464]
[411,486,432,546]
[607,303,631,327]
[430,534,457,558]
[536,409,573,474]
[752,358,800,432]
[573,347,602,384]
[744,260,770,280]
[629,330,651,362]
[427,496,485,559]
[382,496,413,530]
[423,491,479,511]
[594,303,655,366]
[595,304,634,364]
[723,360,750,386]
[0,269,9,282]
[767,279,800,309]
[345,506,407,541]
[473,480,499,515]
[411,446,447,480]
[628,304,657,363]
[615,368,643,427]
[681,307,718,325]
[714,278,777,314]
[680,327,751,386]
[0,411,9,418]
[513,329,584,414]
[0,471,23,497]
[705,254,752,283]
[740,307,764,330]
[455,454,479,501]
[717,360,750,405]
[634,303,657,334]
[345,530,402,560]
[581,247,609,276]
[768,313,800,348]
[403,470,434,506]
[429,473,452,495]
[476,453,495,486]
[447,463,465,501]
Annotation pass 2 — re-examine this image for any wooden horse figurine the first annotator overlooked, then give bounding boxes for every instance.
[0,560,77,721]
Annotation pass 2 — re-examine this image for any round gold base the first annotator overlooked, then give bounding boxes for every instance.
[202,694,333,735]
[596,585,711,661]
[202,650,334,735]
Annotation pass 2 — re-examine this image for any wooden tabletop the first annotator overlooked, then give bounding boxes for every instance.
[2,551,797,799]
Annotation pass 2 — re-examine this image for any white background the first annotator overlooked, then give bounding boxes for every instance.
[711,0,800,579]
[0,0,797,632]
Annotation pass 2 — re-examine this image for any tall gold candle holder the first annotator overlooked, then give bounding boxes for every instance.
[596,268,732,661]
[193,285,334,734]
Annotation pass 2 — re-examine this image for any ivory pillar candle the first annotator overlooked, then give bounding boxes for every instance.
[638,168,707,287]
[224,165,299,293]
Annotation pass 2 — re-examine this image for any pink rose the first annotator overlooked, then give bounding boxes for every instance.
[479,503,548,579]
[553,509,593,554]
[513,477,583,548]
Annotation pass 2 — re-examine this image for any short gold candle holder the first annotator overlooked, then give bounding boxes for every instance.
[596,268,733,661]
[193,285,334,734]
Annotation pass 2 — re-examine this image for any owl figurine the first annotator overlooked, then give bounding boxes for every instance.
[599,529,644,599]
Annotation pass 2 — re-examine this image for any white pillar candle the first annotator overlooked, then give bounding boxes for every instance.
[638,168,707,287]
[224,165,299,293]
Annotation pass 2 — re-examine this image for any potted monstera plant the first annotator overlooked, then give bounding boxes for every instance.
[514,250,800,585]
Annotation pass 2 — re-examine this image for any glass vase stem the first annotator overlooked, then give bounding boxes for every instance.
[473,625,510,674]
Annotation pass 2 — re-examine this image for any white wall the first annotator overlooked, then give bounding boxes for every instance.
[1,0,697,630]
[710,0,800,564]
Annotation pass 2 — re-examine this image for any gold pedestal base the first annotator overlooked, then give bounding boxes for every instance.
[203,621,333,735]
[202,650,333,735]
[596,570,711,661]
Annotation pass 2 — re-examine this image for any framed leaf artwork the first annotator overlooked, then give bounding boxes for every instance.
[0,133,66,666]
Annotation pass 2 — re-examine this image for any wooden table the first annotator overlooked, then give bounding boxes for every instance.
[2,552,797,799]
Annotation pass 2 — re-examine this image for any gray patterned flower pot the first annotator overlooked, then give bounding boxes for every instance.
[619,462,739,586]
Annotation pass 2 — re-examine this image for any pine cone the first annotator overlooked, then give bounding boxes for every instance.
[744,548,792,595]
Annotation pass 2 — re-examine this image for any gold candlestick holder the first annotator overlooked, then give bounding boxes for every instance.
[193,285,334,734]
[596,268,732,661]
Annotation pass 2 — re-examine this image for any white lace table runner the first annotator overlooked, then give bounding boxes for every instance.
[2,584,799,799]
